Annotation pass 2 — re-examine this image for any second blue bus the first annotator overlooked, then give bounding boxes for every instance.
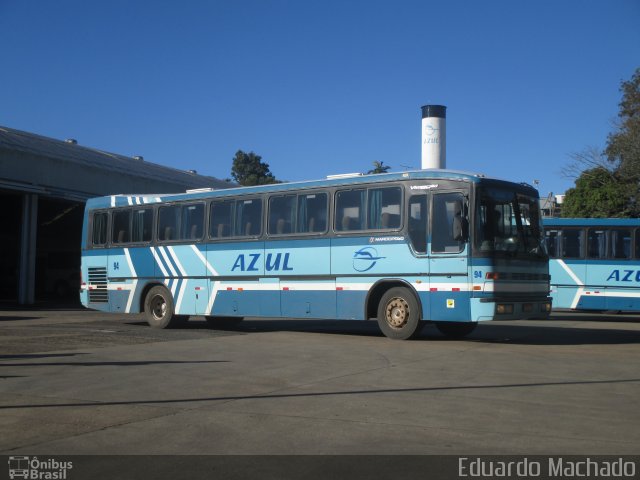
[544,217,640,312]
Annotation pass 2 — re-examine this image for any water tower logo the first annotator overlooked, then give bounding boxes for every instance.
[425,124,439,136]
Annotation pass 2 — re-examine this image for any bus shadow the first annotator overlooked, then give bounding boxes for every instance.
[126,317,640,345]
[552,312,640,323]
[169,318,640,346]
[0,316,41,321]
[461,322,640,346]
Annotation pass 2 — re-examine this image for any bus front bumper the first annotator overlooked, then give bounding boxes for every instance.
[471,296,552,321]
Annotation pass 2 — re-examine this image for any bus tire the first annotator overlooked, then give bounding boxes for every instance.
[205,316,244,329]
[144,285,181,329]
[435,321,477,338]
[376,287,422,340]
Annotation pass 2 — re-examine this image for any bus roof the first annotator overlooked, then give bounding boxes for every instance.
[85,169,537,210]
[543,217,640,227]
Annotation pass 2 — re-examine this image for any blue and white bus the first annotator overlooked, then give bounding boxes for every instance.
[544,217,640,312]
[80,170,551,339]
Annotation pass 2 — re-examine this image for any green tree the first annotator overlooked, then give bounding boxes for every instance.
[231,150,280,186]
[562,167,631,217]
[563,68,640,217]
[366,161,391,174]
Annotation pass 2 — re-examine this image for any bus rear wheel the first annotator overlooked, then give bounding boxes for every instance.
[376,287,422,340]
[435,321,477,338]
[144,285,182,329]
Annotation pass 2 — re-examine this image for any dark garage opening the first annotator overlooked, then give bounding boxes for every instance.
[35,197,83,304]
[0,192,83,306]
[0,191,21,302]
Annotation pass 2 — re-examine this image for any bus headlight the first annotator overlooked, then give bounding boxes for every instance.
[496,304,514,314]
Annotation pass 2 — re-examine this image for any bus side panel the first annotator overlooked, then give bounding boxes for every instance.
[107,247,147,314]
[206,241,270,317]
[585,259,640,311]
[331,237,421,320]
[549,259,587,309]
[122,247,156,314]
[429,246,470,322]
[161,245,207,315]
[269,238,335,319]
[428,291,471,322]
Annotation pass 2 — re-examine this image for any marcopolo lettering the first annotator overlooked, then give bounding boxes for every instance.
[606,269,640,282]
[231,253,293,272]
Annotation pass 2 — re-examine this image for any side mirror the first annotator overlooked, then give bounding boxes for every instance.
[453,216,469,242]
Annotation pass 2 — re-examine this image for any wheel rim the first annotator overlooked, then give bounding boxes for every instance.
[385,296,409,329]
[150,294,167,320]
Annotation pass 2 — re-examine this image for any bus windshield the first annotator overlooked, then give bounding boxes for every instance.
[475,187,546,259]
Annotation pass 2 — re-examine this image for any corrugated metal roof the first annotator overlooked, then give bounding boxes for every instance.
[0,126,230,189]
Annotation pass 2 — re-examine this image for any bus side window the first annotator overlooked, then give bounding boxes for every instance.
[158,206,179,241]
[610,228,631,259]
[408,195,427,254]
[236,198,262,237]
[587,229,607,259]
[131,208,152,243]
[545,229,559,258]
[297,193,327,234]
[210,201,233,238]
[269,195,295,235]
[561,229,584,258]
[92,212,108,246]
[181,204,204,240]
[112,209,131,244]
[335,189,365,232]
[368,187,401,230]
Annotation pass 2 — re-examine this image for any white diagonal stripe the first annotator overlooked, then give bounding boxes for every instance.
[167,246,187,276]
[159,247,178,277]
[150,247,169,277]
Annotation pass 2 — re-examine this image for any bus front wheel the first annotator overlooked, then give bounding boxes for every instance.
[144,285,183,329]
[435,321,477,338]
[376,287,422,340]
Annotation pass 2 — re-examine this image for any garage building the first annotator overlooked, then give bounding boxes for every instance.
[0,126,230,305]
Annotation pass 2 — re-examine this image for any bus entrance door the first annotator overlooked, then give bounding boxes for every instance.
[429,192,470,322]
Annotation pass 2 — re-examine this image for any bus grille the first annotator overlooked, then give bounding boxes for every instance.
[88,267,108,303]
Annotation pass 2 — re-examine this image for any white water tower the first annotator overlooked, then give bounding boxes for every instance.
[421,104,446,169]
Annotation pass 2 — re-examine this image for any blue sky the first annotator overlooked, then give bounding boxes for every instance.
[1,0,638,197]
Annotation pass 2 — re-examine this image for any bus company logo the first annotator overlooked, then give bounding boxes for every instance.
[8,456,73,479]
[352,247,385,272]
[606,269,640,282]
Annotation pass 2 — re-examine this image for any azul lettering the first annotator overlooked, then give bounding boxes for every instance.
[231,253,293,272]
[606,269,640,282]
